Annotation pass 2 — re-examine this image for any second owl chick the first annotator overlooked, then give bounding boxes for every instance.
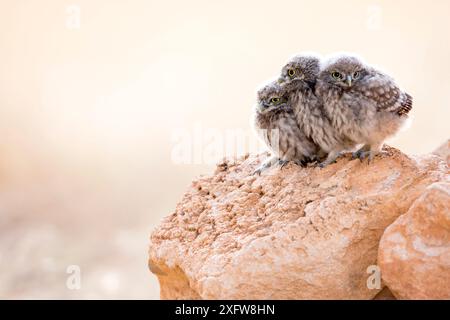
[253,80,320,174]
[278,54,358,167]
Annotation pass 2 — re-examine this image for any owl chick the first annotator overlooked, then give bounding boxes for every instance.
[253,80,320,174]
[279,54,357,167]
[316,54,412,163]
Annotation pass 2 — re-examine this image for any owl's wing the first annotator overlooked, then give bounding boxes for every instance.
[362,72,413,116]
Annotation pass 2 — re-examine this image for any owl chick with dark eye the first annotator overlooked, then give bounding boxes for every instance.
[316,53,413,164]
[278,54,357,167]
[252,80,320,174]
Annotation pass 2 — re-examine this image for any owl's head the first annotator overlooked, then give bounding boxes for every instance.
[319,53,370,89]
[256,81,289,113]
[278,54,321,89]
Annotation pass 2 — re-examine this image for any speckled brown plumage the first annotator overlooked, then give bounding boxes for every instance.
[252,80,320,173]
[316,54,413,163]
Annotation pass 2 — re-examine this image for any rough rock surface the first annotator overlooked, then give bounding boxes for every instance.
[149,146,448,299]
[378,181,450,299]
[433,139,450,165]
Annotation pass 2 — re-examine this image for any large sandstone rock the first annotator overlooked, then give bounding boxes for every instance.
[378,181,450,299]
[149,146,448,299]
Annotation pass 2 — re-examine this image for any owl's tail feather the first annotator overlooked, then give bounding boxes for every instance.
[396,92,413,116]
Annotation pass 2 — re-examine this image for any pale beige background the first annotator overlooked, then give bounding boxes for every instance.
[0,0,449,299]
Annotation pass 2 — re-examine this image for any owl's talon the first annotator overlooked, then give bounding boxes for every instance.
[252,168,262,176]
[359,153,367,162]
[352,151,361,160]
[355,150,379,164]
[318,160,335,168]
[318,159,336,168]
[278,159,289,169]
[253,164,270,175]
[295,159,308,167]
[352,146,370,161]
[253,155,280,175]
[318,152,340,168]
[253,162,270,175]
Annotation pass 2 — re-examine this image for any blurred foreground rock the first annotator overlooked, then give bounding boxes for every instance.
[149,145,448,299]
[378,181,450,299]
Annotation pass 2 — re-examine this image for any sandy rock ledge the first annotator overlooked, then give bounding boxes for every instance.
[149,146,448,299]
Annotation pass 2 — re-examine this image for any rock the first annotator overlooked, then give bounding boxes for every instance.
[433,139,450,165]
[378,181,450,299]
[149,146,447,299]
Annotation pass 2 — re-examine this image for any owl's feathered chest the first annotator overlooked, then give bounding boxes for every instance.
[328,87,376,114]
[319,85,378,141]
[255,107,294,130]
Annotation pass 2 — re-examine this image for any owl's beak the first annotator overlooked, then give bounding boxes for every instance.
[346,75,352,87]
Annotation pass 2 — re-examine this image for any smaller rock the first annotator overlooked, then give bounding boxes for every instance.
[378,182,450,299]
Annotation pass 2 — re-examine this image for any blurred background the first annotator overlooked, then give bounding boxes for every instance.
[0,0,449,299]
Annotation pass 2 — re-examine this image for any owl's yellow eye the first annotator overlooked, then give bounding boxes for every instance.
[271,97,281,104]
[332,71,343,80]
[353,71,361,79]
[288,69,296,77]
